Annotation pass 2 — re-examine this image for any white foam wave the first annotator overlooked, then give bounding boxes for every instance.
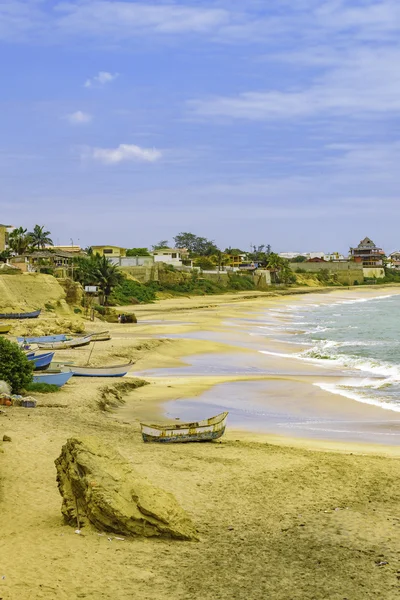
[314,382,400,413]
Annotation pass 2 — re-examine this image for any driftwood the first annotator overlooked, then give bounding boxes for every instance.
[55,437,197,540]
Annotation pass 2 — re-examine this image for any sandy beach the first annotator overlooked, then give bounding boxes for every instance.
[2,287,400,599]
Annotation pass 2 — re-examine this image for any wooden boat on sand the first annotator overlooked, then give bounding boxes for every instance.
[37,335,92,350]
[32,370,73,387]
[0,324,12,334]
[85,331,111,342]
[70,362,133,377]
[0,309,41,320]
[141,412,228,443]
[28,352,55,371]
[17,334,68,344]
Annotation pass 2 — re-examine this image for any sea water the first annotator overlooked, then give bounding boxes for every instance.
[264,294,400,412]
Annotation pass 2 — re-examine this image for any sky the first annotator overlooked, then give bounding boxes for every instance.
[1,0,399,254]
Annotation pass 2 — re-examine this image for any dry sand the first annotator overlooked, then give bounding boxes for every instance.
[2,288,400,599]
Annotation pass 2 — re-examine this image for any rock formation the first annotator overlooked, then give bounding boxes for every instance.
[55,437,197,540]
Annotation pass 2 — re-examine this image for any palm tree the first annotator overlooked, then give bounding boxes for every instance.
[28,225,53,250]
[94,256,124,305]
[8,227,31,255]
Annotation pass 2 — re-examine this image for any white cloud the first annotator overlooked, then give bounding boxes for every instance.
[85,143,162,164]
[66,110,93,124]
[84,71,118,88]
[191,46,400,120]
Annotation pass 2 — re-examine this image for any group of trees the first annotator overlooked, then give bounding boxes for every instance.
[73,253,124,305]
[1,225,53,262]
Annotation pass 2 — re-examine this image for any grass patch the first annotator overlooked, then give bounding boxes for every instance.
[24,382,60,394]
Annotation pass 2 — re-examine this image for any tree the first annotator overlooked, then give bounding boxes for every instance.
[152,240,169,250]
[0,338,33,393]
[174,232,219,256]
[73,254,124,305]
[0,250,11,263]
[126,248,151,257]
[292,255,307,263]
[194,257,216,271]
[8,227,31,255]
[224,248,245,256]
[95,256,124,304]
[28,225,53,250]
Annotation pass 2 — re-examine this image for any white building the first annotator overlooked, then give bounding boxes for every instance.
[152,248,192,267]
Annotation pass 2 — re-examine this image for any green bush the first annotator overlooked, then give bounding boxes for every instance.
[110,279,157,305]
[227,274,255,290]
[73,307,82,314]
[24,382,60,394]
[0,338,33,393]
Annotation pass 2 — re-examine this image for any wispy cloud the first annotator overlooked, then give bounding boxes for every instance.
[84,71,118,88]
[66,110,93,124]
[83,143,162,164]
[191,46,400,120]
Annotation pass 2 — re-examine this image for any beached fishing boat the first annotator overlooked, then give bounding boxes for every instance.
[70,362,132,377]
[17,334,68,344]
[0,309,41,320]
[32,370,73,387]
[0,324,11,334]
[37,335,92,350]
[87,331,111,342]
[28,352,55,371]
[140,412,229,443]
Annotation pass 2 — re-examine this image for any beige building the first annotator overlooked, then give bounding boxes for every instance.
[91,245,126,258]
[0,224,14,252]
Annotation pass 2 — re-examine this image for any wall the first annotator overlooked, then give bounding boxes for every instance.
[254,269,272,288]
[290,261,364,284]
[153,254,183,266]
[110,256,154,267]
[363,267,385,279]
[120,265,159,283]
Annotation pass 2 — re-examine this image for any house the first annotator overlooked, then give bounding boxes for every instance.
[153,248,192,267]
[91,245,126,258]
[0,224,14,252]
[350,237,385,267]
[325,252,345,261]
[225,253,248,268]
[307,257,326,263]
[12,250,81,277]
[388,251,400,270]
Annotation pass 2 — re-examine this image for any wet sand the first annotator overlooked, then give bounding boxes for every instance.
[2,287,400,599]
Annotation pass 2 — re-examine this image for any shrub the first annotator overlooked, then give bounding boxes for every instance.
[0,338,33,393]
[44,302,55,311]
[73,307,82,314]
[110,279,157,305]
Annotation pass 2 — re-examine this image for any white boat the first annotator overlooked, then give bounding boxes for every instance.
[37,335,93,350]
[70,362,133,377]
[141,412,229,443]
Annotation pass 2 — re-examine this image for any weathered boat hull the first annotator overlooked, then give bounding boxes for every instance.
[141,412,228,443]
[86,331,111,342]
[0,310,41,319]
[28,352,55,371]
[37,335,92,350]
[71,362,132,377]
[32,371,73,387]
[0,324,11,334]
[18,334,67,344]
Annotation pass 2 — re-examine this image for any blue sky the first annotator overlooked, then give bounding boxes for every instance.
[1,0,399,253]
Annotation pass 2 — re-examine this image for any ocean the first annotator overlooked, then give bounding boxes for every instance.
[265,293,400,412]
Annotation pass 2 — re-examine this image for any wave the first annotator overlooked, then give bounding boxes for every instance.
[314,381,400,413]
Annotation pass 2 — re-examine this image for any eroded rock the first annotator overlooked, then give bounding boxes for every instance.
[55,437,197,540]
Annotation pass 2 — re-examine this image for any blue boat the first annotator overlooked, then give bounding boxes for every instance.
[0,309,41,320]
[28,352,55,371]
[18,334,68,344]
[32,370,73,387]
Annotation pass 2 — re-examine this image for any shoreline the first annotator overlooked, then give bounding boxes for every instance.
[3,286,400,598]
[114,285,400,450]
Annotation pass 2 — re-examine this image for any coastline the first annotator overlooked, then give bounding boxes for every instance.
[2,286,400,599]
